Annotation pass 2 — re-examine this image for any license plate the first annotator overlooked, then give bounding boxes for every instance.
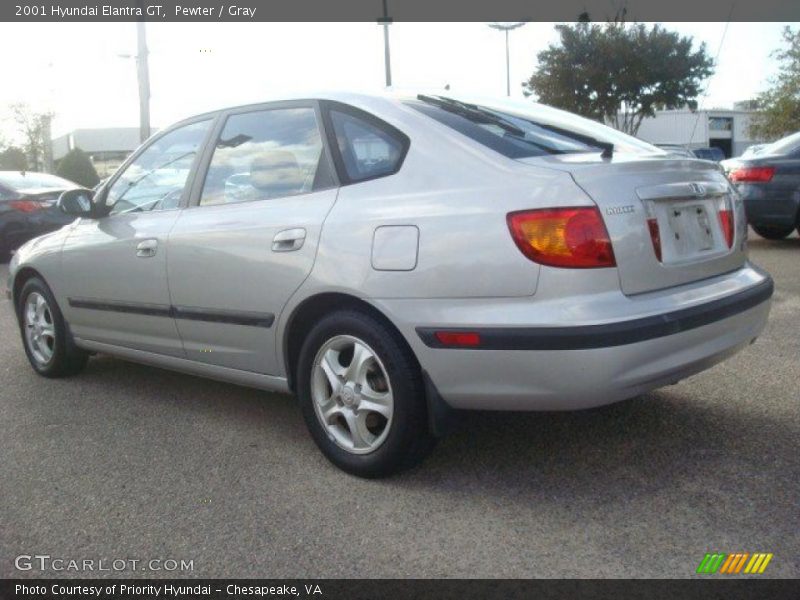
[665,203,715,257]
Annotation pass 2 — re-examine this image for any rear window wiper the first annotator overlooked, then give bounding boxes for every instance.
[536,122,614,159]
[416,94,614,159]
[416,95,527,138]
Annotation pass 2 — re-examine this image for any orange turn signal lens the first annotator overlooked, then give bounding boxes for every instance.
[507,207,616,268]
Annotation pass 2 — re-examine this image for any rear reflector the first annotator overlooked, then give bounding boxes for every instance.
[9,199,45,213]
[718,210,734,248]
[728,166,775,183]
[716,194,735,248]
[434,331,481,347]
[647,218,662,261]
[507,207,616,268]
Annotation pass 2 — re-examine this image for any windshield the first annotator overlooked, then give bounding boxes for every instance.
[0,171,78,191]
[759,131,800,156]
[405,95,662,159]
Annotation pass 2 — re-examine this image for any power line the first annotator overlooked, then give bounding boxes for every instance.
[687,4,735,149]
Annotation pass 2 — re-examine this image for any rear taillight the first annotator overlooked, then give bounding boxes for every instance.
[647,218,662,261]
[728,166,775,183]
[716,196,735,248]
[507,207,616,268]
[9,199,45,213]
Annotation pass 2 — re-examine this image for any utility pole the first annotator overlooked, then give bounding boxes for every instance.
[136,19,151,142]
[378,0,392,87]
[488,22,526,96]
[41,114,53,173]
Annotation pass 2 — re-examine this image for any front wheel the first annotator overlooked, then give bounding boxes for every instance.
[752,225,794,240]
[296,310,435,478]
[17,277,88,377]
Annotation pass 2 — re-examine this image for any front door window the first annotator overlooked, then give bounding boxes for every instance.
[105,119,212,215]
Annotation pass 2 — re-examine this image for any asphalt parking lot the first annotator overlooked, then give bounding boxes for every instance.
[1,232,798,579]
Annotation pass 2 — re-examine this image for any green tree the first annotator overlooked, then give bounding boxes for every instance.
[749,27,800,140]
[523,22,714,136]
[56,148,100,188]
[8,103,52,171]
[0,146,28,171]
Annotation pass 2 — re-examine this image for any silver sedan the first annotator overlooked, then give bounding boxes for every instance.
[7,91,772,476]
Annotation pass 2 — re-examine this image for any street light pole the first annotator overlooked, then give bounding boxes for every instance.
[379,0,392,87]
[136,20,151,142]
[503,29,510,96]
[488,22,526,97]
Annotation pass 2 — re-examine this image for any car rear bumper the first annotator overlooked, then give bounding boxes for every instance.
[374,264,772,411]
[739,185,800,228]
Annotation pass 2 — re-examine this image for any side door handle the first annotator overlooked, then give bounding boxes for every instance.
[272,228,306,252]
[136,239,158,258]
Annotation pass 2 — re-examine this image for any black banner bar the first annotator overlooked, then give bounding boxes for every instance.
[2,579,800,600]
[2,0,800,22]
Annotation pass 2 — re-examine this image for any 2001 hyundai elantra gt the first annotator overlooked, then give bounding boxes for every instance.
[7,92,773,477]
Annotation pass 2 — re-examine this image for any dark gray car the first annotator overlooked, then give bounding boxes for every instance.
[722,132,800,239]
[0,171,79,259]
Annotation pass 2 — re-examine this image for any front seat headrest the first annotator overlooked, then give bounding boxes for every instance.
[249,150,305,197]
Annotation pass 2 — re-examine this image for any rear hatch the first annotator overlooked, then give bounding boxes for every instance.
[519,154,746,295]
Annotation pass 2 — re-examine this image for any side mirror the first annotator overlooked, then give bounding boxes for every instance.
[57,189,95,217]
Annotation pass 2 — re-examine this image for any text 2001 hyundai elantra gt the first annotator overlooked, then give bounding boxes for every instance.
[7,92,772,477]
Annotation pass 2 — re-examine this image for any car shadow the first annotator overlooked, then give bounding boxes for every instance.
[79,356,797,506]
[747,232,800,250]
[394,390,797,517]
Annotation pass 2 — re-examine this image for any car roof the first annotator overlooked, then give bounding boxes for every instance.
[0,171,78,190]
[180,90,401,120]
[174,88,615,125]
[150,89,662,161]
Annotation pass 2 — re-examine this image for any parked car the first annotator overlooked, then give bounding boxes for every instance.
[721,131,800,239]
[7,92,772,477]
[740,143,766,158]
[692,147,726,162]
[0,171,80,260]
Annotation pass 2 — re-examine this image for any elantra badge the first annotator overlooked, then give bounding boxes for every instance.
[606,205,635,215]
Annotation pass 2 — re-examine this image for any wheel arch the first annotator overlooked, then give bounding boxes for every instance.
[12,266,45,314]
[282,292,419,393]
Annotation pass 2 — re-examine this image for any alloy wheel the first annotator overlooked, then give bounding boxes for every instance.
[311,335,394,455]
[24,292,56,366]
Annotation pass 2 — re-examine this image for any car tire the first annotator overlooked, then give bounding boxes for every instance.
[296,309,435,478]
[752,225,794,240]
[17,277,88,378]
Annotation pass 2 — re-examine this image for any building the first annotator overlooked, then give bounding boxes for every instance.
[52,128,149,178]
[625,107,763,158]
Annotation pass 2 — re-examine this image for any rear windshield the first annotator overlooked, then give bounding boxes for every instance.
[405,95,661,159]
[760,131,800,156]
[0,171,77,191]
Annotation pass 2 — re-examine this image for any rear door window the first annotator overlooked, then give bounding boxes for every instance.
[199,107,332,206]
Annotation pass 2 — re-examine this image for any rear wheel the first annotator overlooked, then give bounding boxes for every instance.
[296,310,435,478]
[17,277,88,377]
[752,225,793,240]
